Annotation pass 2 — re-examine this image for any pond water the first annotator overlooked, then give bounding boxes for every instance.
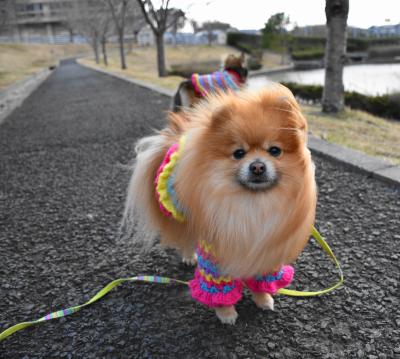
[249,63,400,96]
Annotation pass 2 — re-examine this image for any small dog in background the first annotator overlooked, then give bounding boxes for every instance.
[172,53,248,112]
[124,84,317,324]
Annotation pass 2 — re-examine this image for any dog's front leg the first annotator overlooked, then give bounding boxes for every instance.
[215,305,238,325]
[251,292,274,311]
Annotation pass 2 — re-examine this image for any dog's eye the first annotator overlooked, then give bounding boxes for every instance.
[268,146,282,157]
[233,149,246,159]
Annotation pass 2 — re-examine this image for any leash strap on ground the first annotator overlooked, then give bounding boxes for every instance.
[0,276,188,342]
[277,226,344,297]
[0,226,343,342]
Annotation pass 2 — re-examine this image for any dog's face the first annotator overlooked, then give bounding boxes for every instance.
[190,86,308,197]
[224,53,245,69]
[224,53,248,81]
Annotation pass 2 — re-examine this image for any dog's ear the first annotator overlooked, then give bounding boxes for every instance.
[210,104,231,130]
[166,111,189,135]
[273,85,307,132]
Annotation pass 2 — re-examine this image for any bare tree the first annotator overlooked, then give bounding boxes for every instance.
[131,6,146,44]
[105,0,134,70]
[99,10,112,66]
[322,0,349,113]
[64,1,110,65]
[201,21,230,46]
[190,19,199,33]
[169,8,185,46]
[137,0,178,77]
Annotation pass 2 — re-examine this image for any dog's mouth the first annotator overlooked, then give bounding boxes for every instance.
[238,176,278,191]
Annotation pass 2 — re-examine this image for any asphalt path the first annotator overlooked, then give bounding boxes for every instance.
[0,60,399,359]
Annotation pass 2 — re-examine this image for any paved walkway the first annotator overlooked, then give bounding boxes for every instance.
[0,61,399,359]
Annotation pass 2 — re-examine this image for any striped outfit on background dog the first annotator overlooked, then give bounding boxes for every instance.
[191,70,242,97]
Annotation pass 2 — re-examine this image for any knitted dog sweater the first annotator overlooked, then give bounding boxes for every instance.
[191,70,242,97]
[188,240,294,307]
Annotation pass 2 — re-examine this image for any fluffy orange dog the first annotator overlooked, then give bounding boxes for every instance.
[123,84,317,324]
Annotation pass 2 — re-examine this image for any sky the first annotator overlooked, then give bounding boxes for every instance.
[170,0,400,31]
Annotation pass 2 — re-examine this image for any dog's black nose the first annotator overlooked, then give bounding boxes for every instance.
[249,161,266,175]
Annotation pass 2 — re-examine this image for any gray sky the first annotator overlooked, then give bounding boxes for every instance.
[171,0,399,30]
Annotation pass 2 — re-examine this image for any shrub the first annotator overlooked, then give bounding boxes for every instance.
[280,82,400,121]
[227,32,262,51]
[168,60,220,77]
[281,82,323,101]
[368,45,400,59]
[366,37,400,47]
[288,36,326,51]
[345,91,400,119]
[291,48,325,60]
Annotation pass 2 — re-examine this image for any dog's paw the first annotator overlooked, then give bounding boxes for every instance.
[252,292,275,311]
[182,253,197,266]
[215,306,238,325]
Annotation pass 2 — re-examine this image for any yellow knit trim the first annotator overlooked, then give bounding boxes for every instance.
[198,268,232,284]
[199,240,213,254]
[156,136,186,222]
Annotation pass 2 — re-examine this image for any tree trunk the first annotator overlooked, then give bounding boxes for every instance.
[322,0,349,113]
[133,31,139,44]
[93,41,100,64]
[207,31,213,46]
[118,30,127,70]
[101,39,108,66]
[156,34,167,77]
[68,28,74,43]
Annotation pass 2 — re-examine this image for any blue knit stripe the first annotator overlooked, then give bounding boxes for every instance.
[200,281,236,294]
[197,252,220,276]
[215,71,225,89]
[207,74,214,92]
[167,173,185,213]
[222,71,239,91]
[255,270,284,282]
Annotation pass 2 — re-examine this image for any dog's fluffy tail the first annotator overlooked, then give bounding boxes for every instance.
[120,135,170,249]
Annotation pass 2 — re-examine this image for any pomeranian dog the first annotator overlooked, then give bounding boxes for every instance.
[172,53,248,112]
[123,84,317,324]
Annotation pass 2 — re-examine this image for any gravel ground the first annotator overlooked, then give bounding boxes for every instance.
[0,60,399,359]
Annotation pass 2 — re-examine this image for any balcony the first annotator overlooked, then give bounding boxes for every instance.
[16,10,64,24]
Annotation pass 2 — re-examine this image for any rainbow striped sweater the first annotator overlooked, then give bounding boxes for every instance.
[188,240,294,307]
[191,70,242,97]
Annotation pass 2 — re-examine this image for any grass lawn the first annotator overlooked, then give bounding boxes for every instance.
[304,105,400,165]
[79,44,285,91]
[0,43,90,90]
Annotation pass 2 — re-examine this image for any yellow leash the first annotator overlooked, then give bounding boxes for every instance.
[0,226,343,342]
[278,226,344,296]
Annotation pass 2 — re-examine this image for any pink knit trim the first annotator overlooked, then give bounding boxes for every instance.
[188,271,243,307]
[191,74,205,97]
[244,265,294,294]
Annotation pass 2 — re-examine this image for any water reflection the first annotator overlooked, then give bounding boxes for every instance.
[249,63,400,96]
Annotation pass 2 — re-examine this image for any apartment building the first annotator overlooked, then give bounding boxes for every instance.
[1,0,72,43]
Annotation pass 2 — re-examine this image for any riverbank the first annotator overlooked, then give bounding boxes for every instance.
[256,63,400,96]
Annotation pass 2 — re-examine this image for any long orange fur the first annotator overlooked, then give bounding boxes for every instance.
[123,84,317,279]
